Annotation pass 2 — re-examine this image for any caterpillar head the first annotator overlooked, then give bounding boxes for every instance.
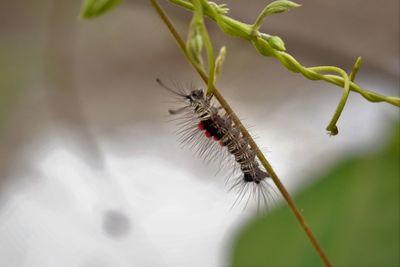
[187,90,204,102]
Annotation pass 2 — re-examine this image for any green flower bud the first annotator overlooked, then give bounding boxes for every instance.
[186,20,204,67]
[267,35,286,51]
[215,46,227,79]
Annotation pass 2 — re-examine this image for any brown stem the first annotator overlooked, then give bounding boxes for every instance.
[149,0,333,266]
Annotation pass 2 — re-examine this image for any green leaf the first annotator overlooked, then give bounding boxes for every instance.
[80,0,123,19]
[231,123,400,266]
[262,0,301,17]
[252,0,300,33]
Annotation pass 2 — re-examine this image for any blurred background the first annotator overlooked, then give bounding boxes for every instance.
[0,0,398,266]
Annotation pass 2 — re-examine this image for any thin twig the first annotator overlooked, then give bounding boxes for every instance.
[149,0,333,266]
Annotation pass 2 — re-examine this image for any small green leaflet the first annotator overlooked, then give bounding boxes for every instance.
[80,0,123,19]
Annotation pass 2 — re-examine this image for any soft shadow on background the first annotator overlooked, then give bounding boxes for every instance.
[0,0,399,266]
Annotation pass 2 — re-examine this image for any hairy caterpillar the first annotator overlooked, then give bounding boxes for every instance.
[157,79,275,208]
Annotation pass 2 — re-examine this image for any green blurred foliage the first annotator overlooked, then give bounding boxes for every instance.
[231,124,399,267]
[80,0,123,19]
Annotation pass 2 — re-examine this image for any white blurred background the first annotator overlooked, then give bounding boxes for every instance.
[0,0,398,266]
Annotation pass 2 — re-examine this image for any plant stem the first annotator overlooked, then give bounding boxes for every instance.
[308,66,350,135]
[193,0,215,95]
[167,0,400,108]
[149,0,333,266]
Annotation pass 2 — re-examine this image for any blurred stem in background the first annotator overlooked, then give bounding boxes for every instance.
[46,0,105,168]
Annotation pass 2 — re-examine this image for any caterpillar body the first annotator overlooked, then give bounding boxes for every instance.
[158,79,274,207]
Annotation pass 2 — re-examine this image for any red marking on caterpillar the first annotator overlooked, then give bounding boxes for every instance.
[157,78,276,209]
[198,121,205,130]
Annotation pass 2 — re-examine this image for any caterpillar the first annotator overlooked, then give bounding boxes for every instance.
[157,79,275,208]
